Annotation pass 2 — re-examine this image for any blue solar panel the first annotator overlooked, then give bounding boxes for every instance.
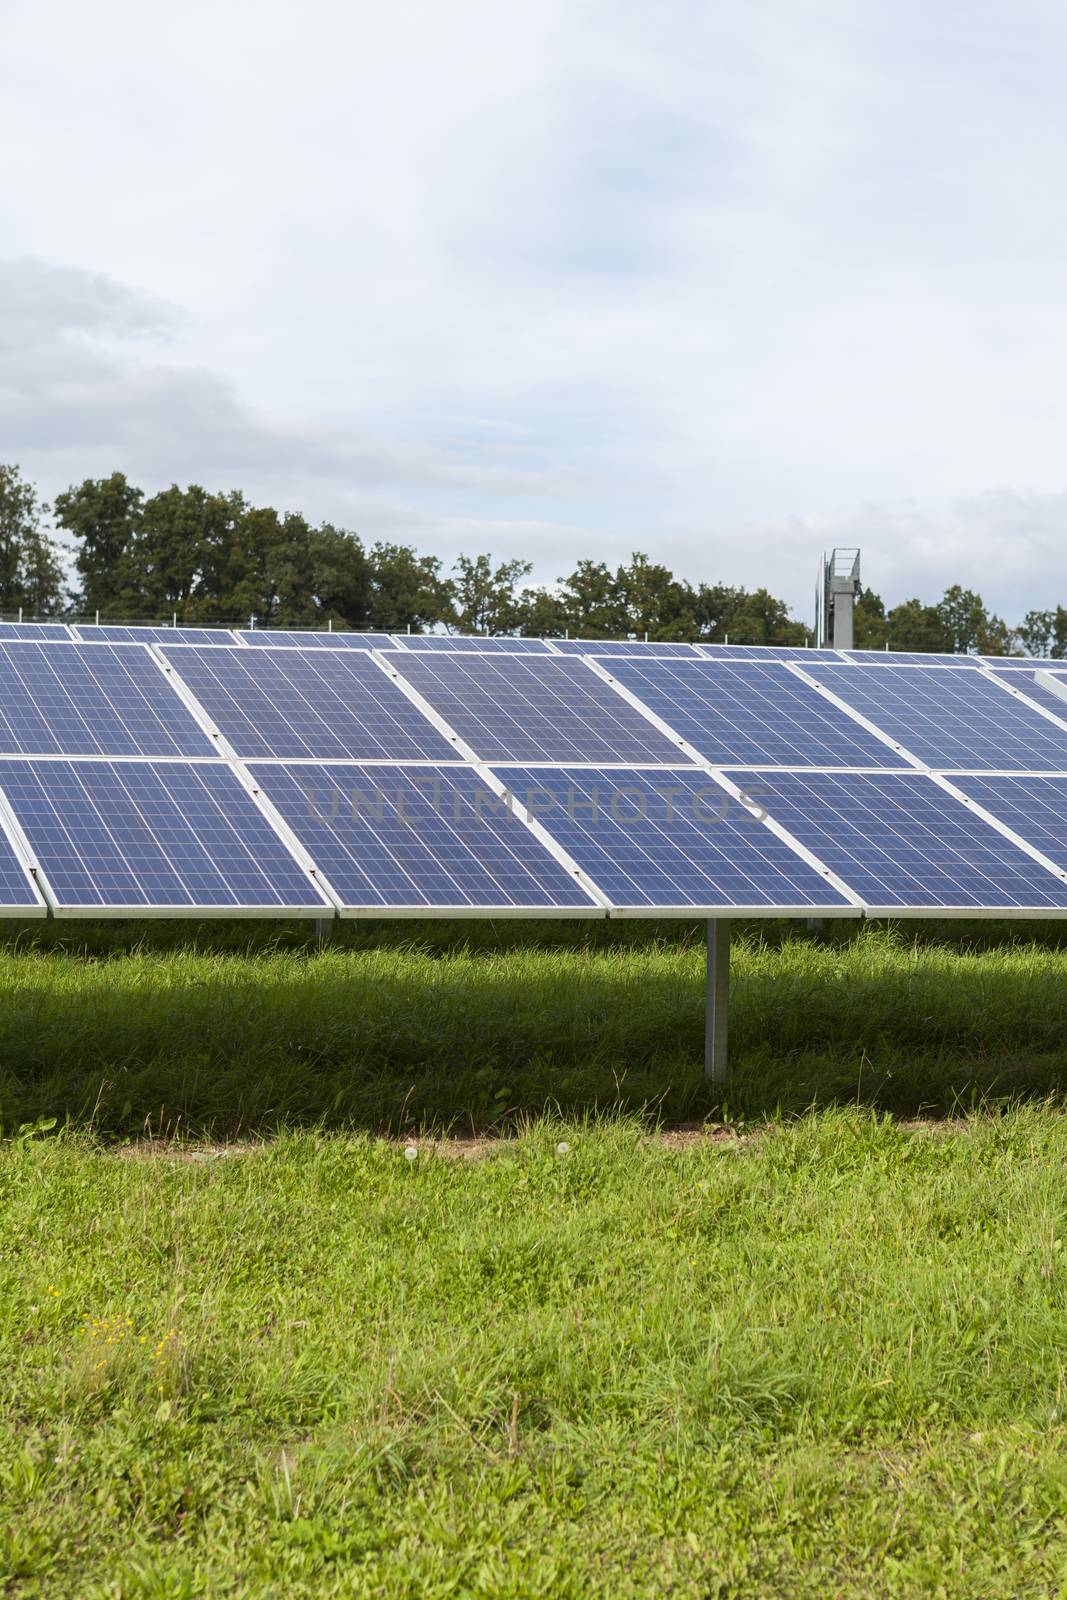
[0,760,326,911]
[736,770,1067,910]
[0,809,43,911]
[0,644,215,758]
[948,776,1067,872]
[805,664,1067,770]
[981,669,1067,724]
[0,623,74,641]
[841,650,977,668]
[601,659,906,768]
[250,763,598,910]
[161,646,456,760]
[980,656,1057,670]
[387,654,690,763]
[492,767,854,910]
[398,635,553,653]
[550,639,703,657]
[73,625,234,646]
[234,630,396,649]
[697,644,846,662]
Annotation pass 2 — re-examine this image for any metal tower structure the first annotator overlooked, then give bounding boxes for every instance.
[816,548,861,649]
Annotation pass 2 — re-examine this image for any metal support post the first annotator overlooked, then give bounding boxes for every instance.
[705,919,730,1082]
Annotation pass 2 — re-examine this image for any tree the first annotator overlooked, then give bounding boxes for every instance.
[53,472,143,614]
[614,553,697,640]
[936,586,989,655]
[448,554,532,635]
[1015,608,1067,658]
[0,464,67,616]
[852,587,889,649]
[308,524,371,629]
[367,543,452,632]
[555,560,627,637]
[515,585,570,637]
[886,597,951,653]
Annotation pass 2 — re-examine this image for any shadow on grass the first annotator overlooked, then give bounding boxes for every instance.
[2,917,1067,1137]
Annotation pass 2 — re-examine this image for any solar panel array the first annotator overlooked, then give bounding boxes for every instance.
[2,629,1067,918]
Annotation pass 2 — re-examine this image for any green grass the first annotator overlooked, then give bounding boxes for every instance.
[3,918,1067,1136]
[5,918,1067,1594]
[5,1112,1067,1597]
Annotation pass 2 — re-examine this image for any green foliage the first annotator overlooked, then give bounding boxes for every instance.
[9,461,1061,648]
[5,1095,1067,1594]
[53,471,143,616]
[852,585,888,648]
[0,465,66,615]
[1,923,1067,1591]
[449,553,532,635]
[1018,606,1067,659]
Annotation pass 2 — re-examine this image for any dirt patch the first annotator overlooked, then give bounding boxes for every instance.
[108,1114,969,1162]
[112,1140,264,1162]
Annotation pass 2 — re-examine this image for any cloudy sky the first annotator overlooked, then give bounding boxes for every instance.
[3,0,1067,624]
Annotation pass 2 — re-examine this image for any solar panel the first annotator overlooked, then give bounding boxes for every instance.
[979,656,1057,670]
[550,639,703,657]
[73,625,234,646]
[0,760,328,913]
[386,653,690,763]
[160,646,456,760]
[697,644,846,662]
[0,622,74,640]
[491,766,855,911]
[0,808,45,913]
[841,650,977,668]
[803,664,1067,770]
[600,659,907,768]
[233,630,396,649]
[0,643,215,758]
[249,763,599,911]
[735,769,1067,911]
[948,775,1067,873]
[398,635,553,653]
[983,668,1067,725]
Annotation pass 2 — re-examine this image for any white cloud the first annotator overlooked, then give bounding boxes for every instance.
[3,0,1067,624]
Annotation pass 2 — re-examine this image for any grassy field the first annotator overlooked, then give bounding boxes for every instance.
[5,916,1067,1136]
[4,919,1067,1595]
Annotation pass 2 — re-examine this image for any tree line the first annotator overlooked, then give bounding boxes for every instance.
[0,462,1061,653]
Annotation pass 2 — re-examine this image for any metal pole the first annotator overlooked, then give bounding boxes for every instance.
[705,919,730,1082]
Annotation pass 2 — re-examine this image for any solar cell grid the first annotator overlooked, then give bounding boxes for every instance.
[805,664,1067,770]
[233,630,397,649]
[0,809,42,909]
[0,760,326,911]
[397,635,553,653]
[0,623,73,641]
[491,766,854,911]
[601,659,907,768]
[250,763,598,910]
[982,669,1067,727]
[386,653,689,763]
[841,650,978,668]
[161,647,457,760]
[980,656,1059,670]
[73,625,234,646]
[549,639,703,657]
[0,644,215,757]
[697,644,846,662]
[738,769,1067,910]
[948,776,1067,873]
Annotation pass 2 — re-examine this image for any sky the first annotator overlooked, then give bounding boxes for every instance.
[3,0,1067,626]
